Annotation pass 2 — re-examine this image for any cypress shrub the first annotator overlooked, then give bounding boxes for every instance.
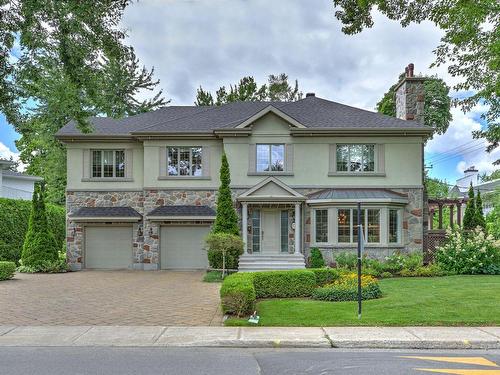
[0,261,16,281]
[475,191,486,230]
[212,152,239,235]
[20,183,60,267]
[0,197,65,264]
[308,247,325,268]
[463,183,476,230]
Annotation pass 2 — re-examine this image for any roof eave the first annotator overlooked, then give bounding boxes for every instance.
[68,216,142,222]
[291,127,433,137]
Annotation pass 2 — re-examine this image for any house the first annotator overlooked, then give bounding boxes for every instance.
[56,64,432,271]
[449,166,500,215]
[0,159,42,200]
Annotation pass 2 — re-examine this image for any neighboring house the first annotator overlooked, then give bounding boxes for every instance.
[56,64,432,271]
[0,159,42,200]
[449,166,500,215]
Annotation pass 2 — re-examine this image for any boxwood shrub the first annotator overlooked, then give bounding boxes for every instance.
[0,198,65,264]
[309,268,340,286]
[0,261,16,281]
[252,270,317,298]
[220,273,256,316]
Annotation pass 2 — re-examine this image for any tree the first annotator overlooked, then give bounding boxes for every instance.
[486,187,500,239]
[475,190,486,230]
[0,1,167,204]
[195,73,302,106]
[377,75,452,137]
[463,183,476,230]
[212,153,239,235]
[480,170,500,182]
[21,182,59,267]
[333,0,500,163]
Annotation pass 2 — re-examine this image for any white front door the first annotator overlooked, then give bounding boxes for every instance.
[261,210,280,253]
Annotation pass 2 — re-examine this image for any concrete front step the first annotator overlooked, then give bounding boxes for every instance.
[238,254,306,271]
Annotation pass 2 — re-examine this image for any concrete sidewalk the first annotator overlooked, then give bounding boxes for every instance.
[0,326,499,349]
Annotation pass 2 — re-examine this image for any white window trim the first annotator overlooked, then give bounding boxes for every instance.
[311,205,403,247]
[91,149,126,179]
[167,146,203,177]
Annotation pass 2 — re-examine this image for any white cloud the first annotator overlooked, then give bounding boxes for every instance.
[0,142,24,171]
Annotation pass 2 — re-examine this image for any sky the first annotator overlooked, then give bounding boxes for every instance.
[0,0,498,183]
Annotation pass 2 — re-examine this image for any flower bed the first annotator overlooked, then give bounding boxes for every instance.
[312,273,382,302]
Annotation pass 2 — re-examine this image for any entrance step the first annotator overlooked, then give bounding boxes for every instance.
[238,254,306,272]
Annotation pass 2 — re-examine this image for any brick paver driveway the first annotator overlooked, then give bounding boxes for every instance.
[0,271,222,326]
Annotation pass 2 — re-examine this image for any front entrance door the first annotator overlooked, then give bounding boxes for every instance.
[261,210,280,253]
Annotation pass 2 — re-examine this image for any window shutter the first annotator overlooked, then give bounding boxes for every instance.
[82,149,90,179]
[159,147,167,177]
[202,146,210,177]
[125,149,133,179]
[248,144,256,173]
[285,144,294,172]
[377,144,385,173]
[329,144,337,173]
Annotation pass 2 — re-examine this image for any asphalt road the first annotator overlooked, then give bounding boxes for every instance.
[1,347,499,375]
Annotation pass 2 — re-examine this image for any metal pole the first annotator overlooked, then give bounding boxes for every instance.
[357,202,362,319]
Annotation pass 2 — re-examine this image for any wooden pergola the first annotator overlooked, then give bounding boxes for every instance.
[427,197,468,230]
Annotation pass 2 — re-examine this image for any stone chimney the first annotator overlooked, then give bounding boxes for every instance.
[395,63,425,124]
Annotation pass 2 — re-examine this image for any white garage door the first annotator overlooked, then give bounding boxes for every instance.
[85,226,132,269]
[160,225,210,269]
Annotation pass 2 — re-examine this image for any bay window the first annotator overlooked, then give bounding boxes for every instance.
[92,150,125,178]
[389,209,401,243]
[315,209,328,243]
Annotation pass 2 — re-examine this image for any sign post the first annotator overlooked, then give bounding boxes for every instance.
[357,202,362,319]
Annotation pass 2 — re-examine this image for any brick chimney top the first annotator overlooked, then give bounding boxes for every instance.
[464,166,478,173]
[306,92,315,98]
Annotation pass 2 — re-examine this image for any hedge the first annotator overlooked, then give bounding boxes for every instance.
[0,261,16,281]
[220,268,341,316]
[0,197,65,264]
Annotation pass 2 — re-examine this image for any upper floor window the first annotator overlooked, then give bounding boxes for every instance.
[92,150,125,178]
[336,144,375,172]
[256,144,285,172]
[167,147,202,176]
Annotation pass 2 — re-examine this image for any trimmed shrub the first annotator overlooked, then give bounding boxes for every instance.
[308,248,325,268]
[312,273,382,302]
[435,227,500,274]
[399,263,449,277]
[252,270,317,298]
[220,273,256,316]
[309,268,340,286]
[0,197,65,264]
[206,232,244,270]
[21,183,60,268]
[335,252,357,269]
[0,261,16,281]
[18,250,68,274]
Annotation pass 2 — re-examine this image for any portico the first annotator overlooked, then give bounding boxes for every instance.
[237,177,306,271]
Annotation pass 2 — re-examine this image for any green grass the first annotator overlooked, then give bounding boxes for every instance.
[203,271,224,283]
[225,275,500,326]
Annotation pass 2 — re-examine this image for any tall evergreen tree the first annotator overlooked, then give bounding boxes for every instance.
[463,183,476,230]
[21,182,59,267]
[212,153,239,235]
[475,190,486,230]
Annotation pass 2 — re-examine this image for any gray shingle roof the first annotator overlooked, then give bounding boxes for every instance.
[69,206,142,218]
[56,96,429,137]
[308,188,407,200]
[1,170,43,180]
[147,205,216,217]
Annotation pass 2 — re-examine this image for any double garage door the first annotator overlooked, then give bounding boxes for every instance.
[84,225,209,270]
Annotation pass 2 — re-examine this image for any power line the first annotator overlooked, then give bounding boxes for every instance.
[428,144,487,165]
[426,139,484,162]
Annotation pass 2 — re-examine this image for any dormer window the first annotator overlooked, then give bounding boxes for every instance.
[256,144,285,172]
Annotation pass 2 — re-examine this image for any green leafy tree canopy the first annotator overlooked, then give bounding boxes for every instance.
[196,73,302,106]
[333,0,500,163]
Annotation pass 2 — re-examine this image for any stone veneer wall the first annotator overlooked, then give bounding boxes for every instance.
[66,187,423,270]
[301,188,424,264]
[66,189,217,270]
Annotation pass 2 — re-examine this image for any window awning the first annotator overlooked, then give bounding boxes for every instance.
[307,189,408,205]
[147,205,216,221]
[69,207,142,222]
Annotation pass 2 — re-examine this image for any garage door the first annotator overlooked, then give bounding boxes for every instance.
[160,225,210,269]
[85,226,132,269]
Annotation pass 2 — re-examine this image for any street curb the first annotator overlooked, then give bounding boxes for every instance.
[0,326,498,349]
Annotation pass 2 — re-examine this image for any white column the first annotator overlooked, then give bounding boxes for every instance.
[294,203,301,255]
[242,203,248,254]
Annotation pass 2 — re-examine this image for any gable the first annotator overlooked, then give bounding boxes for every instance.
[238,177,305,202]
[235,105,306,130]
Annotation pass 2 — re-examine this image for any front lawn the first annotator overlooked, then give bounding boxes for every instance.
[225,275,500,326]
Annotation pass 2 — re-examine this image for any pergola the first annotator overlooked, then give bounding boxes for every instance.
[427,197,468,230]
